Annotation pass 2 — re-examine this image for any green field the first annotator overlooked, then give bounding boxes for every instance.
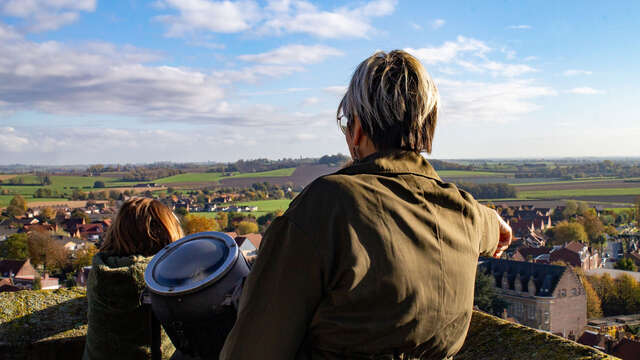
[154,168,296,184]
[0,174,143,197]
[193,199,292,218]
[511,177,640,186]
[225,168,296,179]
[438,170,512,177]
[0,195,65,207]
[518,187,640,199]
[155,172,228,184]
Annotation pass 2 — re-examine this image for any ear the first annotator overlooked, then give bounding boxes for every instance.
[351,115,364,146]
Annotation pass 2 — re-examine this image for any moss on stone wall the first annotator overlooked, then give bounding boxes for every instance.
[0,289,619,360]
[0,288,87,346]
[459,311,617,359]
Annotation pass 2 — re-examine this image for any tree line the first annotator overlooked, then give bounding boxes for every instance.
[457,182,517,199]
[514,160,640,179]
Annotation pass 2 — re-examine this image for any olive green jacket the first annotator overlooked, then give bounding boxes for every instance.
[221,151,500,360]
[83,253,175,360]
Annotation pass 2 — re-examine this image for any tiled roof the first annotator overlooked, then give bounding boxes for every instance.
[577,330,607,349]
[515,246,551,260]
[550,247,581,267]
[478,258,568,297]
[243,233,262,249]
[565,241,587,253]
[612,338,640,359]
[0,259,27,276]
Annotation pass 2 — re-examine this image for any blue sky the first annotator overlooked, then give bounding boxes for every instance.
[0,0,638,165]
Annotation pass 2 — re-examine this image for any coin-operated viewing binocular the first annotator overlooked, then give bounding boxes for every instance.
[144,232,251,360]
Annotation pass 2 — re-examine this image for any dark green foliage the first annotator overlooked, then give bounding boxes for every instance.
[474,268,508,316]
[93,181,105,188]
[0,233,29,260]
[513,160,640,179]
[35,172,51,186]
[458,182,517,199]
[614,257,638,272]
[317,154,350,166]
[33,275,42,290]
[71,209,89,223]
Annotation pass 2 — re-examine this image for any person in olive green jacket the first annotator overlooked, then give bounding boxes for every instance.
[83,198,184,360]
[221,50,512,360]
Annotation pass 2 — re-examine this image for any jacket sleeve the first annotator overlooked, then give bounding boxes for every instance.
[477,204,501,257]
[220,215,324,360]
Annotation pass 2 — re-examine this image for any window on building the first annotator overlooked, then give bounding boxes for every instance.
[527,304,535,319]
[561,289,566,297]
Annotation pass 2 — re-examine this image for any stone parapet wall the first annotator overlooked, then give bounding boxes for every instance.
[0,289,618,360]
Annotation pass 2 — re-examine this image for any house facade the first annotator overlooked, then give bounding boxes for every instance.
[479,258,587,338]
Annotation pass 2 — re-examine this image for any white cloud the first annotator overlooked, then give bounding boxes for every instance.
[0,0,96,32]
[437,79,557,123]
[238,44,343,65]
[563,69,593,76]
[405,36,490,65]
[507,25,531,30]
[431,19,445,29]
[295,132,317,140]
[410,22,422,31]
[155,0,398,38]
[301,96,320,106]
[482,62,537,77]
[154,0,262,37]
[0,126,29,152]
[0,24,302,126]
[323,85,347,96]
[406,36,536,77]
[566,87,604,95]
[213,64,304,83]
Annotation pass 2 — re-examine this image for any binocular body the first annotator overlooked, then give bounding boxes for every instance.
[144,232,251,359]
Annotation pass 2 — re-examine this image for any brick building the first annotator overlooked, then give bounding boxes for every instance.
[478,258,587,338]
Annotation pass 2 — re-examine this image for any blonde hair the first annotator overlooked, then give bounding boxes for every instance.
[100,198,184,256]
[338,50,439,153]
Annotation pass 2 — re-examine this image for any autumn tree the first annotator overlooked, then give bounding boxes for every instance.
[551,221,588,244]
[237,221,259,235]
[40,207,56,222]
[589,273,640,316]
[615,274,640,314]
[183,215,220,235]
[216,212,229,231]
[575,268,603,318]
[27,231,70,271]
[0,233,28,260]
[6,195,27,218]
[562,200,579,219]
[73,244,99,269]
[579,211,605,243]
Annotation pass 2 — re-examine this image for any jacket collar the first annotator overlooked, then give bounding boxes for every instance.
[337,150,441,181]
